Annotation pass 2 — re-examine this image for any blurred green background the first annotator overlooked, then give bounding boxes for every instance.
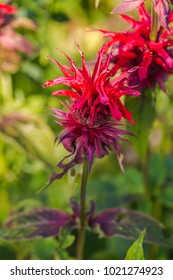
[1,0,173,260]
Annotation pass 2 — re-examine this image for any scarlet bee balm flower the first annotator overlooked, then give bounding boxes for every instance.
[44,46,138,183]
[0,3,36,73]
[112,0,173,30]
[0,3,16,15]
[43,45,139,124]
[99,3,173,92]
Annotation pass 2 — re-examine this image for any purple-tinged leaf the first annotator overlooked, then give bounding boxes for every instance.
[112,0,171,30]
[0,208,76,240]
[89,208,120,236]
[88,208,173,248]
[153,0,170,30]
[111,0,143,14]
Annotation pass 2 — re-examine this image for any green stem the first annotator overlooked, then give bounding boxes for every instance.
[142,146,151,199]
[76,160,89,260]
[150,3,158,41]
[142,144,163,259]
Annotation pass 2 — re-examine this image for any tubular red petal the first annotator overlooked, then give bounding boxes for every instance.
[52,90,80,99]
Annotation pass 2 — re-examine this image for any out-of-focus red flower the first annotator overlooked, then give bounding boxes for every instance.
[0,3,16,15]
[0,3,16,30]
[0,3,36,72]
[112,0,172,30]
[43,45,139,124]
[99,3,173,92]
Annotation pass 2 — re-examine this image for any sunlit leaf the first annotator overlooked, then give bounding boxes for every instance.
[125,229,146,260]
[95,0,101,8]
[33,238,58,260]
[58,229,75,250]
[111,0,143,14]
[0,111,57,168]
[21,62,43,82]
[0,244,16,260]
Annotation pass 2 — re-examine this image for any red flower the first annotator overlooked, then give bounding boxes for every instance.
[0,3,16,28]
[112,0,172,30]
[43,45,139,124]
[0,3,16,16]
[0,3,36,72]
[47,103,131,184]
[99,3,173,92]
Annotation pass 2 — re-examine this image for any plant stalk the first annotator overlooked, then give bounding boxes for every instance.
[142,143,163,259]
[76,160,89,260]
[150,3,158,41]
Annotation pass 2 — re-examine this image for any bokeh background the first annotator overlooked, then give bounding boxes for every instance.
[1,0,173,260]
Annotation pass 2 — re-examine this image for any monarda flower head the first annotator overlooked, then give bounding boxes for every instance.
[0,3,36,72]
[43,44,139,124]
[43,46,138,183]
[99,3,173,92]
[112,0,173,30]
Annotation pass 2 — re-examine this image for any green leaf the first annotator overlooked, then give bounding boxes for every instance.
[148,154,166,191]
[159,187,173,208]
[57,228,75,250]
[125,229,146,260]
[60,234,75,250]
[51,12,70,22]
[33,238,58,260]
[0,111,57,168]
[125,92,155,159]
[115,168,144,195]
[165,156,173,182]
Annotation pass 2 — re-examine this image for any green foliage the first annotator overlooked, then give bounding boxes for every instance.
[148,154,166,191]
[33,238,58,260]
[90,208,173,249]
[159,187,173,208]
[57,229,75,250]
[125,229,146,260]
[125,92,155,160]
[0,243,17,260]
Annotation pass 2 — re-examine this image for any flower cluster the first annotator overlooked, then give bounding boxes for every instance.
[0,3,36,72]
[99,3,173,92]
[112,0,173,30]
[44,3,173,183]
